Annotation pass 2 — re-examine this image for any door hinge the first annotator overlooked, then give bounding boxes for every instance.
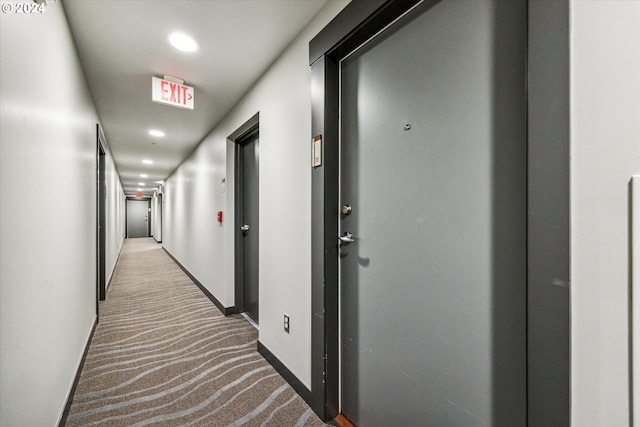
[322,353,328,384]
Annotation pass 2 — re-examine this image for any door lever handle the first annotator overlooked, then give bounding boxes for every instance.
[241,224,250,233]
[338,231,355,245]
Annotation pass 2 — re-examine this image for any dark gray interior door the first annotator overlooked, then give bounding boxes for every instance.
[339,0,526,425]
[126,199,149,238]
[98,141,106,302]
[241,134,260,324]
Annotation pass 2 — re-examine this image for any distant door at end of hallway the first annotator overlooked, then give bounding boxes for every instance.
[127,199,149,238]
[238,130,260,324]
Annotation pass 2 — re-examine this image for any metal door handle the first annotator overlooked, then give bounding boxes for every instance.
[338,232,354,244]
[241,224,250,232]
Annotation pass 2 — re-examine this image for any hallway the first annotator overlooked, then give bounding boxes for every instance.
[64,238,322,427]
[2,1,639,425]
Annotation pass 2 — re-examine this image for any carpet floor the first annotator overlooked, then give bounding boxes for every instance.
[64,238,324,427]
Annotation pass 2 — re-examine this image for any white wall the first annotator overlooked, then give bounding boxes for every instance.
[571,1,640,425]
[0,2,124,425]
[151,190,163,243]
[105,151,126,289]
[163,0,349,389]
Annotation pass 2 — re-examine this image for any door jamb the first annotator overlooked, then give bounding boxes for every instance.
[157,192,163,243]
[147,198,151,237]
[309,0,571,424]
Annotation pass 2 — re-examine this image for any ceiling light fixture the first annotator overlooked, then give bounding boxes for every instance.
[149,130,165,137]
[138,182,145,186]
[137,188,143,191]
[168,32,199,53]
[140,174,148,178]
[142,159,153,165]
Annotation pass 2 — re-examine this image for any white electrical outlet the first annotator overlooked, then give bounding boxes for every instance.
[284,314,290,333]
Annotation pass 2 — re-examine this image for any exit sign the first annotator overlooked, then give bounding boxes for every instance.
[152,76,194,110]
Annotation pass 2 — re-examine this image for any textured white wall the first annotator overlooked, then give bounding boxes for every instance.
[0,3,124,425]
[151,192,162,242]
[105,150,126,289]
[151,191,160,242]
[571,1,640,425]
[163,0,349,389]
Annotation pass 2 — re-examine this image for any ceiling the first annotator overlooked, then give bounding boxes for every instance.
[63,0,330,196]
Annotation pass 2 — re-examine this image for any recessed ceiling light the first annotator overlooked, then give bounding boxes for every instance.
[140,174,148,178]
[149,130,165,137]
[168,32,199,53]
[138,182,145,186]
[142,159,153,165]
[137,188,143,191]
[155,180,164,184]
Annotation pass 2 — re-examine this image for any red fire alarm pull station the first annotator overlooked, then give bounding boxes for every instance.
[217,211,223,223]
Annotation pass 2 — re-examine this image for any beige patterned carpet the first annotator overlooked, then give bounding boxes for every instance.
[64,238,324,427]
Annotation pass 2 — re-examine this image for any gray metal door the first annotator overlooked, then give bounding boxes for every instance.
[126,199,149,238]
[241,134,260,324]
[97,140,106,302]
[339,0,526,425]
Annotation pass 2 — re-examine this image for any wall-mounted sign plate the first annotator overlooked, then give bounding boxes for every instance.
[152,76,194,110]
[313,135,322,167]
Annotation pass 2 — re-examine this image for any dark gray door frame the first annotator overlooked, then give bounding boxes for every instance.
[309,0,570,424]
[156,192,163,243]
[230,113,260,317]
[97,125,107,305]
